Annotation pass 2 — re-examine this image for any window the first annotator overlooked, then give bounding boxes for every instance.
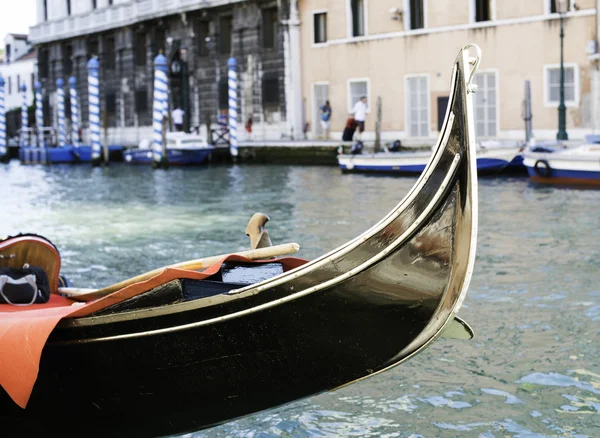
[7,77,11,94]
[135,33,146,67]
[262,76,280,106]
[313,12,327,44]
[152,28,165,55]
[64,45,73,75]
[66,0,71,16]
[104,36,115,69]
[17,75,21,91]
[550,0,572,13]
[219,16,233,55]
[39,49,49,78]
[196,21,209,57]
[474,0,491,22]
[135,89,148,112]
[347,79,369,112]
[409,0,424,29]
[31,73,34,92]
[473,71,497,137]
[92,0,97,9]
[43,0,48,21]
[64,95,71,120]
[545,64,578,106]
[87,38,99,58]
[219,78,228,110]
[106,92,117,114]
[108,0,113,4]
[5,44,10,63]
[349,0,365,37]
[405,76,429,137]
[262,7,278,49]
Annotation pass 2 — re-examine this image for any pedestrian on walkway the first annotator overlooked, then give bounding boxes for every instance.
[172,107,185,131]
[352,96,368,140]
[319,100,332,140]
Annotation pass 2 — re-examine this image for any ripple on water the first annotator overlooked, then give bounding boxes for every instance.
[3,164,599,438]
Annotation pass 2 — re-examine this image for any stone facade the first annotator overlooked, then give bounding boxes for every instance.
[35,0,293,145]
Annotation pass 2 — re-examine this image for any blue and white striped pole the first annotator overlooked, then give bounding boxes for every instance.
[87,57,102,165]
[21,83,29,147]
[227,57,238,158]
[56,78,66,147]
[35,81,44,148]
[69,76,80,149]
[152,53,169,168]
[0,75,6,161]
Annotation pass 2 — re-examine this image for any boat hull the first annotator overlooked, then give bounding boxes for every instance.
[123,147,214,165]
[18,145,124,164]
[524,151,600,187]
[0,257,454,436]
[338,147,519,176]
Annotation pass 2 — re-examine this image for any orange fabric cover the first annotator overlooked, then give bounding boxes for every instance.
[0,256,307,409]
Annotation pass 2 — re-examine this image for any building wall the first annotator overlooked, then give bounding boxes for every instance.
[0,58,36,110]
[300,0,599,141]
[33,0,293,145]
[3,35,30,65]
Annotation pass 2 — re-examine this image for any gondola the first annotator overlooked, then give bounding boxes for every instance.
[0,44,481,437]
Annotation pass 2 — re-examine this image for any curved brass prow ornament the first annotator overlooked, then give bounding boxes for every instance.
[246,213,273,249]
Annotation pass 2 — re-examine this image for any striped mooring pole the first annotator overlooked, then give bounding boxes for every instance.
[69,76,80,150]
[56,78,66,148]
[0,75,6,162]
[35,81,44,148]
[87,57,102,166]
[227,57,238,158]
[152,53,169,169]
[20,83,28,148]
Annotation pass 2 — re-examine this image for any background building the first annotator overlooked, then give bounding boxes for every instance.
[29,0,304,146]
[0,33,36,139]
[300,0,600,143]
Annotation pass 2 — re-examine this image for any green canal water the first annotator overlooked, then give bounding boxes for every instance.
[1,162,599,437]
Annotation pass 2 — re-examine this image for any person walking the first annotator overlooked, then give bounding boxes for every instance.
[319,100,332,140]
[172,107,185,132]
[352,96,368,140]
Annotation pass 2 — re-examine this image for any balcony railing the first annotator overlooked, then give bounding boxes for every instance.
[29,0,240,44]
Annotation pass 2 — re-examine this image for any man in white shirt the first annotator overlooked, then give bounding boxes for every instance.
[172,107,185,131]
[352,96,368,139]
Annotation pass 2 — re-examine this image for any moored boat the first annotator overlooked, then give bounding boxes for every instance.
[523,143,600,186]
[124,132,215,165]
[0,44,481,437]
[338,137,521,176]
[19,144,124,164]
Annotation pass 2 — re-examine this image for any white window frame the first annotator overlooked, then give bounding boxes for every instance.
[544,0,576,15]
[312,81,330,136]
[347,78,371,114]
[346,0,369,39]
[404,74,431,138]
[312,9,328,46]
[469,0,496,24]
[473,69,500,138]
[403,0,428,30]
[543,63,580,107]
